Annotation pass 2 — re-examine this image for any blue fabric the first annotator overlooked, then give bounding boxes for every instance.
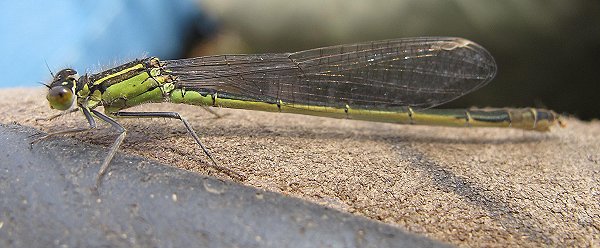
[0,0,213,87]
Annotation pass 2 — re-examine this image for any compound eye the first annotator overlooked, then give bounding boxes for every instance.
[46,86,74,110]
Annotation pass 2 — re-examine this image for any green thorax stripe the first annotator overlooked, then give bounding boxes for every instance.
[87,58,156,93]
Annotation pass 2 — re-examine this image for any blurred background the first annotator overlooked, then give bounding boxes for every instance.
[1,0,598,120]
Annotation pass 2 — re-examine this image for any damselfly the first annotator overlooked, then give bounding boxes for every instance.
[33,37,563,189]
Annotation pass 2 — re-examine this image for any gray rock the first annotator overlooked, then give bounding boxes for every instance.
[0,124,448,248]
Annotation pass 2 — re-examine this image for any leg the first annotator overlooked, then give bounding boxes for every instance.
[35,108,79,122]
[90,110,127,190]
[30,107,96,147]
[30,107,127,190]
[113,111,245,180]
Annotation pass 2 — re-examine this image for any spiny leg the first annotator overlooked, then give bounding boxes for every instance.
[32,108,127,190]
[90,110,127,190]
[30,107,95,147]
[35,108,79,122]
[113,111,245,181]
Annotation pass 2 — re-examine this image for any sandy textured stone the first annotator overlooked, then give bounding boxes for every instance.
[2,88,598,247]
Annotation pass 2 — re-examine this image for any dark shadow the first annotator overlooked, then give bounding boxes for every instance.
[87,116,561,148]
[400,148,554,244]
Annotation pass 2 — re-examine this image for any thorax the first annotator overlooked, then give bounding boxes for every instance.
[75,58,175,113]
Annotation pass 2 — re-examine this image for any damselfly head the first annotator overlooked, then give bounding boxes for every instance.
[46,69,78,110]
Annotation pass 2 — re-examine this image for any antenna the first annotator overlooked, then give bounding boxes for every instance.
[44,59,55,78]
[37,81,51,89]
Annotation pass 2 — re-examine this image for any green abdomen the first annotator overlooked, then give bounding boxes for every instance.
[168,89,560,132]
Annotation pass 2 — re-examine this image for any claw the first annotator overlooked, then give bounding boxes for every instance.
[28,133,48,149]
[27,132,44,139]
[206,161,246,181]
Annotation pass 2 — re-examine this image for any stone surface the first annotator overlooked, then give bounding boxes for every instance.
[0,124,446,248]
[1,88,598,246]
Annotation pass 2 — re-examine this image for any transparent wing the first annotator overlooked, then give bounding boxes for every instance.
[163,37,496,110]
